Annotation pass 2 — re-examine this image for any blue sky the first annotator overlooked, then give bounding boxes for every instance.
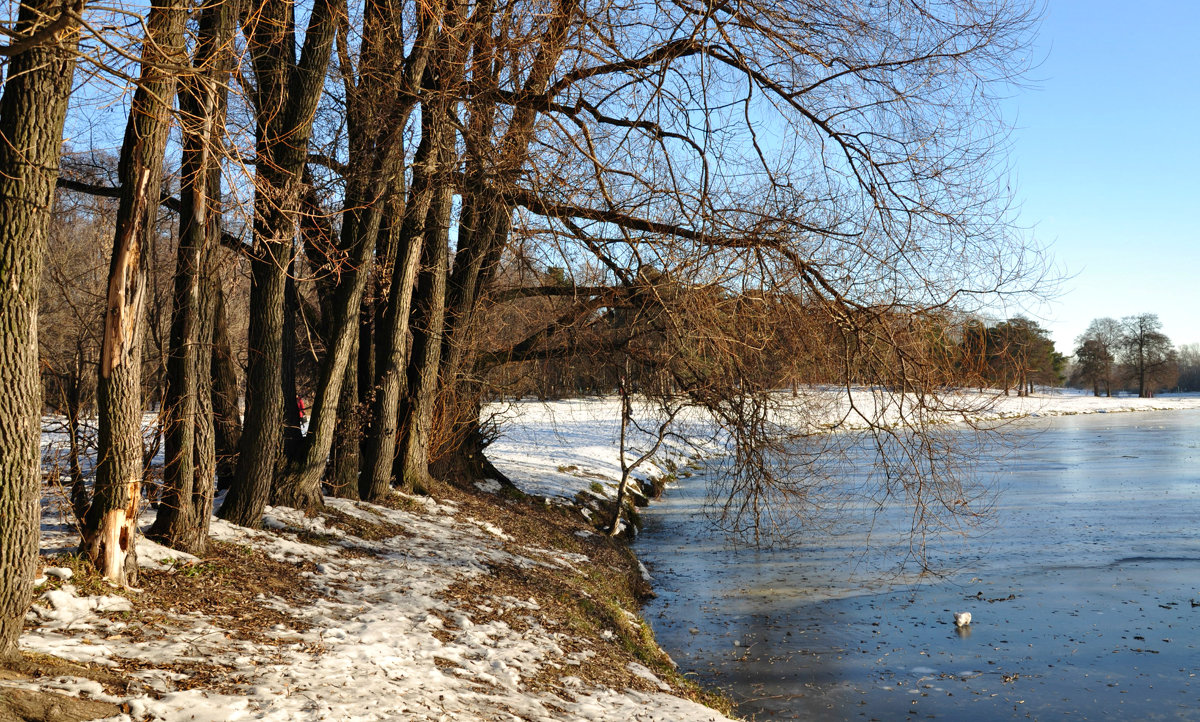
[1007,0,1200,352]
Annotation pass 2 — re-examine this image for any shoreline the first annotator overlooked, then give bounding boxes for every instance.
[12,457,738,720]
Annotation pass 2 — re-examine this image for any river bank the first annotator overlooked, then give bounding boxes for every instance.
[13,455,735,719]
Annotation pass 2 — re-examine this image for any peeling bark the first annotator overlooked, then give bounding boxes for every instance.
[85,0,186,584]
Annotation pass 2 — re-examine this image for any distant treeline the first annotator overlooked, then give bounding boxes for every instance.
[480,283,1064,401]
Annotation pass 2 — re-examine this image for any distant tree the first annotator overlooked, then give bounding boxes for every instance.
[39,175,116,521]
[984,317,1060,396]
[1177,343,1200,392]
[1071,318,1123,396]
[1119,314,1177,398]
[1071,338,1114,397]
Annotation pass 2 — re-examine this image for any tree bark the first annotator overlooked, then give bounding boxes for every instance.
[276,0,434,507]
[211,286,242,489]
[67,343,88,523]
[84,0,186,585]
[219,0,337,527]
[359,146,436,500]
[328,334,361,499]
[425,0,574,480]
[396,158,453,494]
[149,0,235,554]
[0,0,81,659]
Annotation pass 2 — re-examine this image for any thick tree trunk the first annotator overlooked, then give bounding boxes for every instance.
[149,0,233,553]
[271,191,384,509]
[219,0,336,527]
[188,275,218,549]
[277,0,434,507]
[396,167,453,494]
[0,0,81,658]
[84,0,185,585]
[434,198,510,462]
[360,151,436,501]
[219,244,288,526]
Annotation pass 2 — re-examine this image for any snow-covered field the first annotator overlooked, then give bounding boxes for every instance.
[13,388,1200,721]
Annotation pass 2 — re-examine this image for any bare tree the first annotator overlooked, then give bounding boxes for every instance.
[83,0,186,585]
[608,372,683,537]
[217,0,339,527]
[1176,343,1200,392]
[1073,317,1123,396]
[1119,313,1176,398]
[398,0,1048,546]
[17,0,1048,568]
[148,0,241,554]
[39,178,115,521]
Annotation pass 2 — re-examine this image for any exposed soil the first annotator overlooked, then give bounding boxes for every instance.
[0,655,123,722]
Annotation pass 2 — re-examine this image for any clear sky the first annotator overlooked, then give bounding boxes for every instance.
[1006,0,1200,353]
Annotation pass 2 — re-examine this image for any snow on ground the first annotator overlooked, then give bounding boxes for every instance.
[19,489,732,721]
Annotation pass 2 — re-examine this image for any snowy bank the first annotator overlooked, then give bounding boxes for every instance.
[15,486,733,721]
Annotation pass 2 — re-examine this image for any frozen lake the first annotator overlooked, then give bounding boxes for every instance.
[637,410,1200,720]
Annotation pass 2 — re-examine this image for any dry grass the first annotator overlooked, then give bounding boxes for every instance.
[28,538,329,704]
[134,540,322,642]
[319,504,410,542]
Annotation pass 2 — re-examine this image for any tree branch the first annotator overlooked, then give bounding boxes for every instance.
[55,176,252,257]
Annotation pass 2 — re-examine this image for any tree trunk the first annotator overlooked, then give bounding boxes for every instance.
[425,0,572,480]
[211,287,242,490]
[396,164,453,494]
[270,191,384,509]
[219,0,337,527]
[67,343,88,523]
[84,0,186,585]
[300,169,358,500]
[0,0,81,658]
[279,267,303,460]
[219,243,288,526]
[328,336,361,499]
[360,152,436,501]
[149,0,234,553]
[278,0,435,507]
